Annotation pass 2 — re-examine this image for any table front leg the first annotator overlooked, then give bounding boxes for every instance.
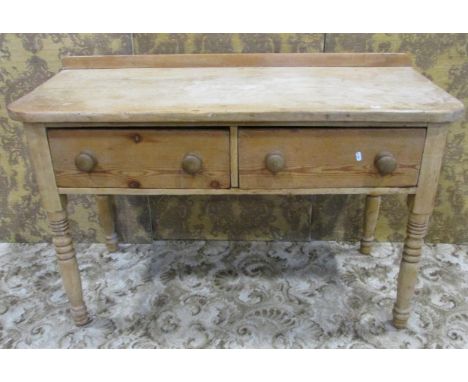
[48,197,90,326]
[392,124,448,328]
[392,210,428,328]
[96,195,118,252]
[25,124,90,326]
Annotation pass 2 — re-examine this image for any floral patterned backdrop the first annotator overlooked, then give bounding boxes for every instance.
[0,34,466,244]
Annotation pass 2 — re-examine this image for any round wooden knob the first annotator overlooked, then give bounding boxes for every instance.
[265,152,285,174]
[375,151,397,175]
[182,154,203,175]
[75,151,97,172]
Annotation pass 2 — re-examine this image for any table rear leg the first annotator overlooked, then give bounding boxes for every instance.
[96,195,118,252]
[360,195,381,255]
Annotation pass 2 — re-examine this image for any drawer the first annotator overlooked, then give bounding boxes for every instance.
[48,128,230,189]
[238,128,426,189]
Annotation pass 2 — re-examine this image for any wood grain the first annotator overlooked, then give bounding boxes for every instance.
[230,126,239,188]
[61,53,413,69]
[57,187,417,196]
[8,66,464,124]
[239,128,426,189]
[48,128,231,189]
[24,124,63,211]
[412,125,449,214]
[43,121,428,128]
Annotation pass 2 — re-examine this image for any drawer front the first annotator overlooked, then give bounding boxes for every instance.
[239,128,426,189]
[48,128,230,189]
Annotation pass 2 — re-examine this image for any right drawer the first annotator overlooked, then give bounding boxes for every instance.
[238,128,426,189]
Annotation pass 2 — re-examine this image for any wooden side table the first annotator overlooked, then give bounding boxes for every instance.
[8,53,464,328]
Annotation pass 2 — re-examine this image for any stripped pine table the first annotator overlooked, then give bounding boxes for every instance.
[8,53,464,328]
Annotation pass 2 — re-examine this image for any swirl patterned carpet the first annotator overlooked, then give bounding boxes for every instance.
[0,241,467,348]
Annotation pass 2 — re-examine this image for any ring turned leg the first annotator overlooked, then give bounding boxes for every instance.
[25,125,90,326]
[96,195,118,253]
[391,126,449,329]
[48,203,90,326]
[360,195,381,255]
[392,212,429,328]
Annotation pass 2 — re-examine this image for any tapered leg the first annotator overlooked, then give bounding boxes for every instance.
[48,198,90,326]
[25,125,90,326]
[360,195,381,255]
[392,212,429,328]
[96,195,118,252]
[392,125,449,328]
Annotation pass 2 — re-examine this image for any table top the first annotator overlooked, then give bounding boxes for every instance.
[8,65,464,124]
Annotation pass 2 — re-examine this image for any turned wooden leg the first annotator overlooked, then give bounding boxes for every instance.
[96,195,118,252]
[25,125,90,326]
[48,198,90,326]
[392,212,429,328]
[360,195,381,255]
[392,125,449,328]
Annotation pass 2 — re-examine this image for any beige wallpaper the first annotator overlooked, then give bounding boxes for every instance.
[0,34,466,244]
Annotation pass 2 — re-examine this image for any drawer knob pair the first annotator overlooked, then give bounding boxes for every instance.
[75,152,203,175]
[263,151,397,176]
[375,151,397,176]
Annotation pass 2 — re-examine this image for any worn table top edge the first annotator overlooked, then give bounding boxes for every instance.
[8,108,465,125]
[7,64,465,125]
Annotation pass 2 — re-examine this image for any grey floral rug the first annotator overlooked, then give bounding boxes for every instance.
[0,241,467,348]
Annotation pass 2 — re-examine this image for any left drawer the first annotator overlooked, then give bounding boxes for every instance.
[48,128,230,189]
